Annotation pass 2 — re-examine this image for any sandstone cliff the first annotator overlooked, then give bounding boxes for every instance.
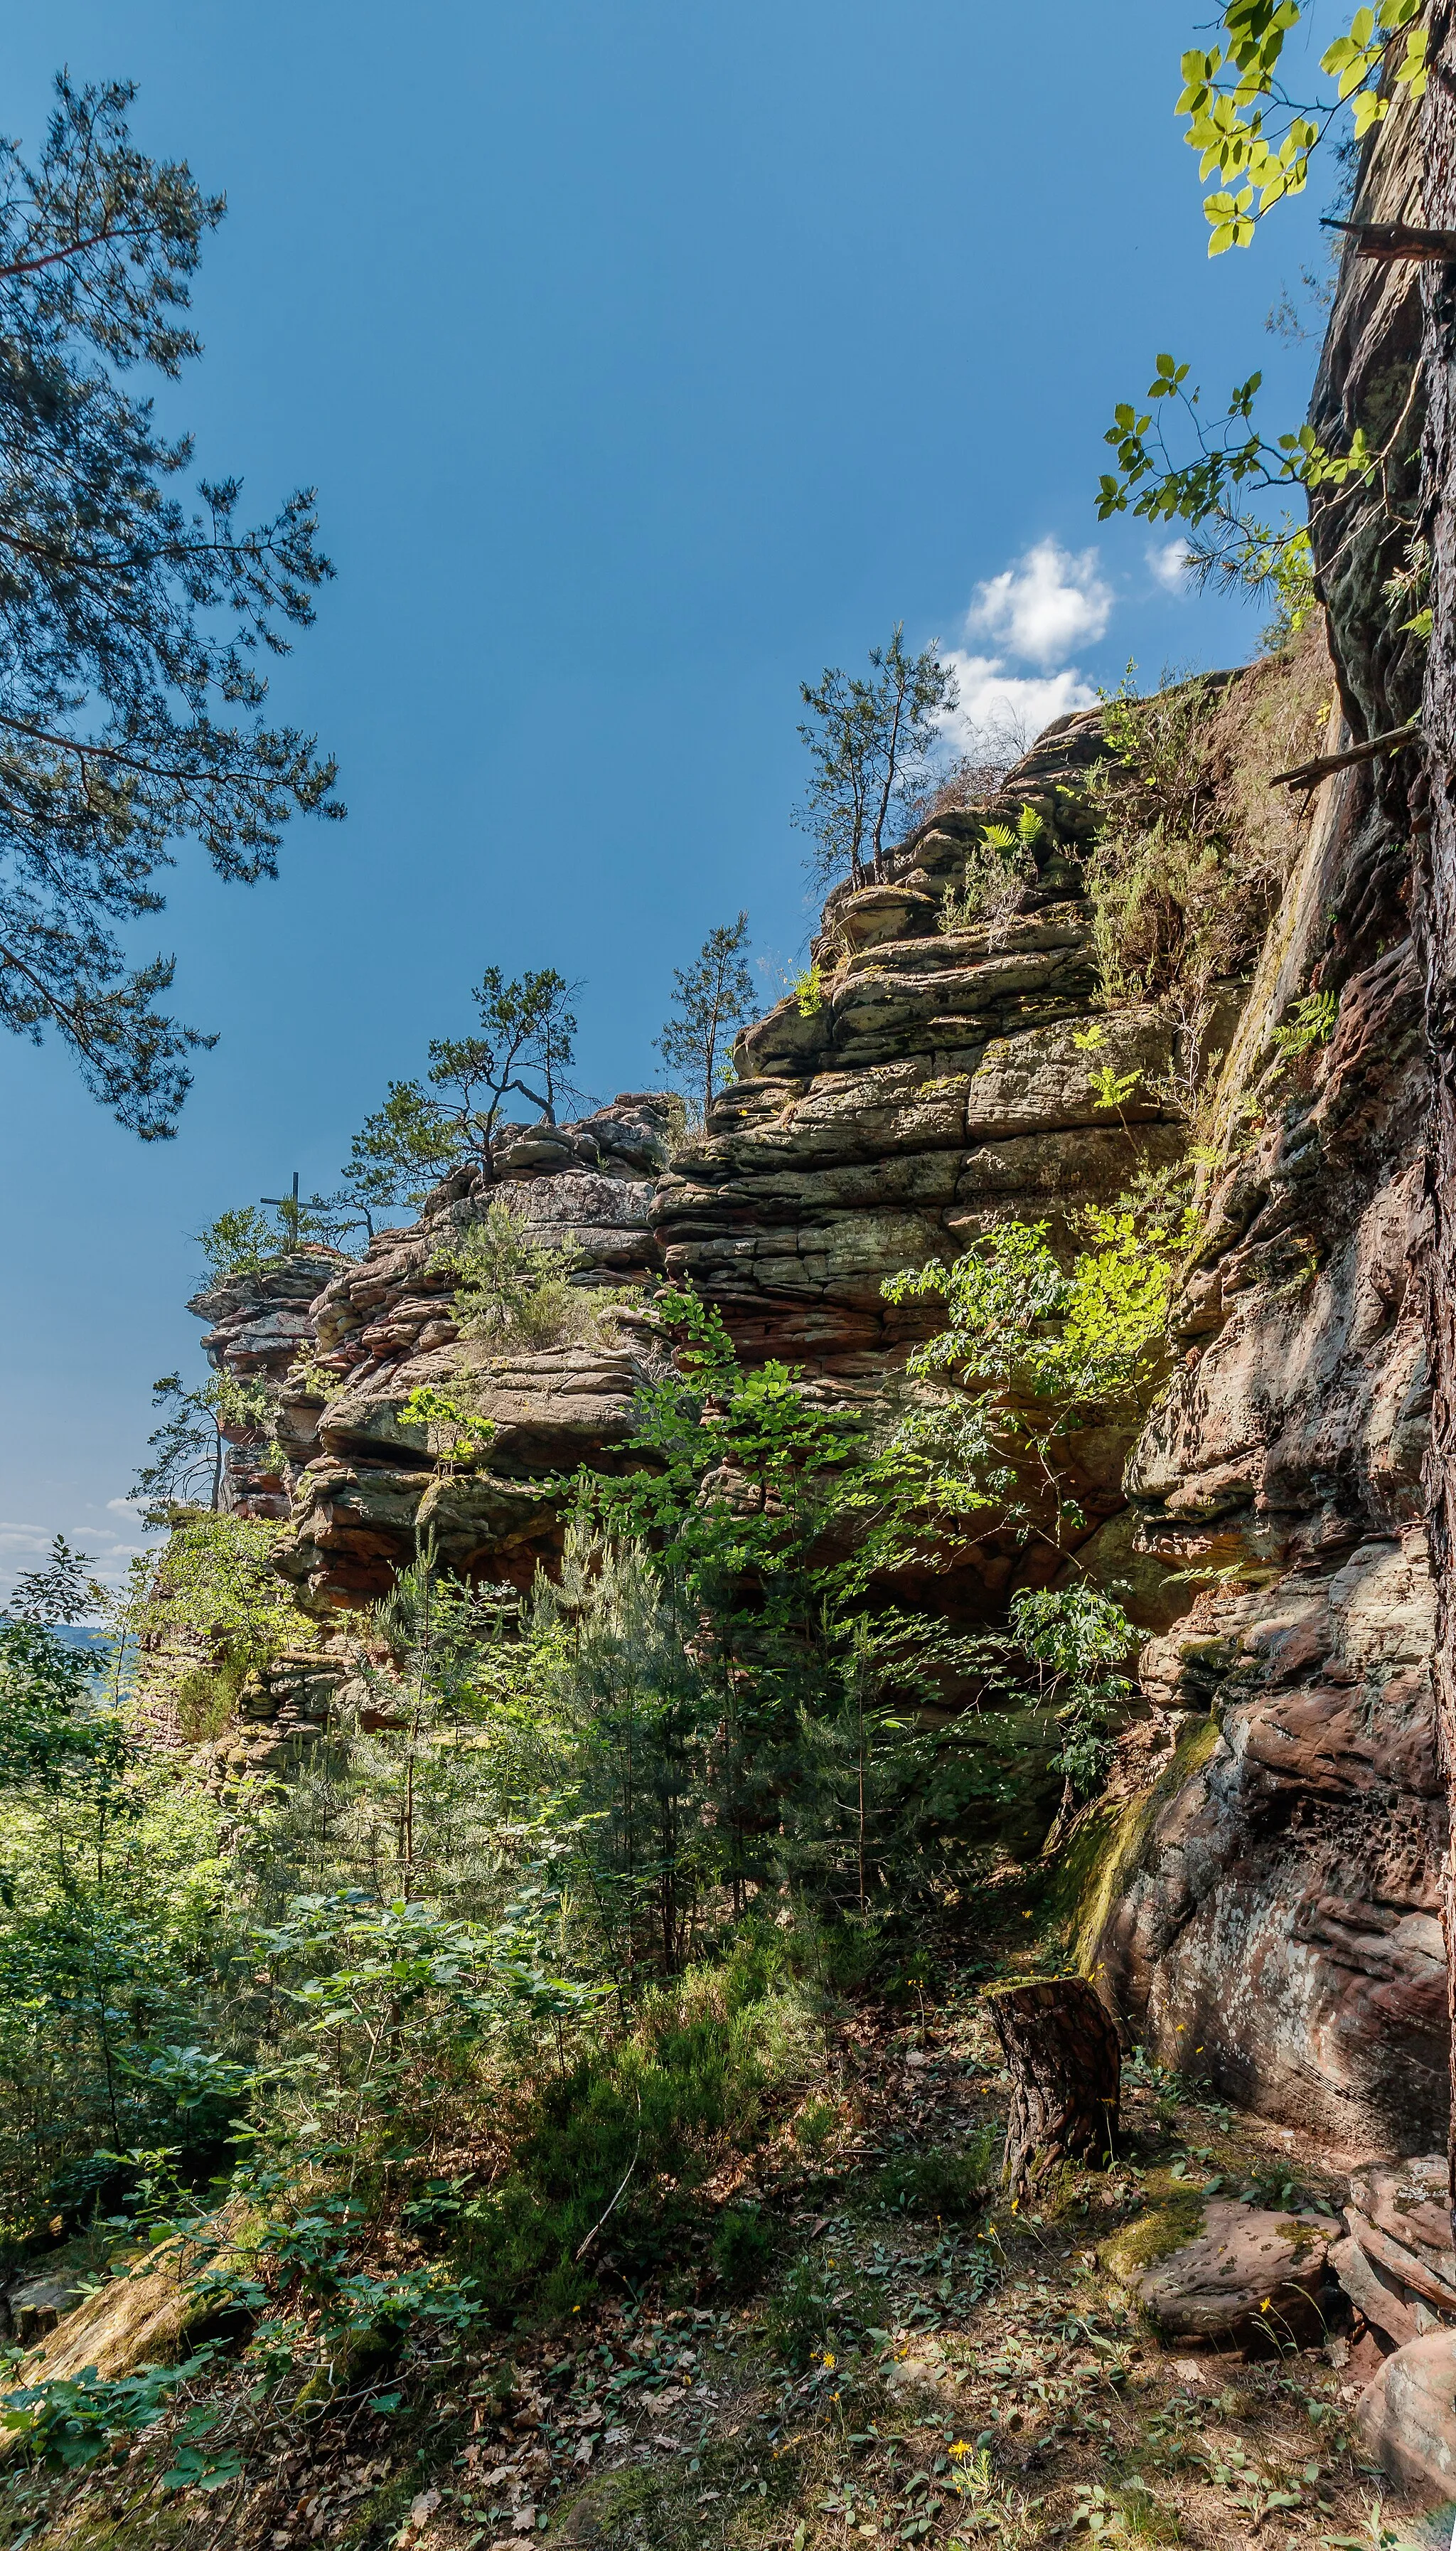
[1083,73,1442,2158]
[166,75,1444,2161]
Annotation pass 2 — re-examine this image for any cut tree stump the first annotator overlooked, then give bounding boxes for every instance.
[987,1977,1120,2200]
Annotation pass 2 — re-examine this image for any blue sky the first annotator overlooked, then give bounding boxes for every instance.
[0,0,1335,1598]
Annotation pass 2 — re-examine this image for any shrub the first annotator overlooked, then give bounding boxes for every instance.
[450,1954,813,2323]
[877,2134,997,2219]
[938,809,1042,941]
[431,1198,623,1356]
[765,2258,835,2368]
[712,2206,774,2294]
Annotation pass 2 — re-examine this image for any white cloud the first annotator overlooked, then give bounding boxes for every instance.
[940,652,1097,760]
[967,538,1113,666]
[0,1515,151,1609]
[1148,537,1194,593]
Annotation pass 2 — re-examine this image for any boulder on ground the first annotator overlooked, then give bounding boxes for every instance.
[1332,2157,1456,2348]
[1357,2330,1456,2504]
[1108,2195,1332,2343]
[1330,2232,1422,2350]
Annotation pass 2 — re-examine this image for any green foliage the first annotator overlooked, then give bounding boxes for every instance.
[1,2348,226,2474]
[939,815,1037,939]
[0,75,340,1139]
[339,1079,467,1217]
[877,2135,997,2219]
[134,1372,223,1517]
[1274,989,1338,1057]
[457,1951,811,2317]
[424,966,583,1172]
[5,1534,107,1630]
[1010,1586,1138,1797]
[0,1621,129,1796]
[341,968,584,1205]
[1175,4,1426,254]
[430,1195,601,1357]
[792,959,826,1017]
[1096,361,1373,620]
[1081,676,1281,1030]
[0,1607,241,2234]
[712,2204,774,2293]
[655,915,758,1121]
[397,1383,495,1469]
[562,1295,1029,1938]
[134,1515,304,1682]
[1089,1060,1145,1114]
[793,626,958,889]
[765,2257,840,2369]
[886,1210,1184,1429]
[193,1206,288,1282]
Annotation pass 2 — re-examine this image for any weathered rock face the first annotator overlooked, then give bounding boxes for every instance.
[1087,77,1445,2158]
[1332,2155,1456,2348]
[1111,2198,1333,2347]
[655,723,1181,1378]
[246,1096,673,1605]
[189,1248,350,1520]
[1356,2330,1456,2504]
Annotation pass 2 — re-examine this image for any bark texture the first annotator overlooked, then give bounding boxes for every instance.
[987,1979,1120,2200]
[1420,0,1456,2237]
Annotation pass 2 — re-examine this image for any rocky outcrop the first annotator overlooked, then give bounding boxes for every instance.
[1111,2198,1334,2346]
[189,1247,349,1520]
[655,721,1180,1378]
[254,1097,672,1604]
[1356,2329,1456,2503]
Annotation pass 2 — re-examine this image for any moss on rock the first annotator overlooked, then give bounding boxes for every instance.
[1102,2171,1208,2283]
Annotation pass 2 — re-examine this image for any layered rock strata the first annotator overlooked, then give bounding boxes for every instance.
[251,1097,672,1605]
[190,1246,348,1521]
[656,718,1177,1377]
[1332,2156,1456,2349]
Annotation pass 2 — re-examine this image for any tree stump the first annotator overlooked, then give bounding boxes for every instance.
[987,1978,1120,2200]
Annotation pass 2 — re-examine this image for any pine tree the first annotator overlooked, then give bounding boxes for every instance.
[0,75,341,1135]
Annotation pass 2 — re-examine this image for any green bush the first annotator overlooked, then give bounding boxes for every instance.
[712,2206,774,2295]
[877,2134,997,2219]
[451,1954,812,2322]
[765,2258,835,2369]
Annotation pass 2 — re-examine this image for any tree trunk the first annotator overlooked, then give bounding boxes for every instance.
[987,1979,1120,2200]
[1418,2,1456,2244]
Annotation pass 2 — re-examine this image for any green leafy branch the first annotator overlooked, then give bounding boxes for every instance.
[1178,1,1427,255]
[1098,358,1374,534]
[1096,355,1391,627]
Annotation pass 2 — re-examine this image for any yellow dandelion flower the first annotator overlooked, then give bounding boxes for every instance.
[949,2441,970,2461]
[823,2353,835,2370]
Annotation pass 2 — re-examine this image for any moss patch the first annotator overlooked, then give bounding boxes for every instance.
[549,2424,810,2551]
[1046,1715,1224,1976]
[1102,2171,1207,2284]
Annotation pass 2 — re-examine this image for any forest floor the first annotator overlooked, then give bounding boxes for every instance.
[0,1892,1434,2551]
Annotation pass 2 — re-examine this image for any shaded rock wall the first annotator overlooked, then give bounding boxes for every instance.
[1090,75,1443,2156]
